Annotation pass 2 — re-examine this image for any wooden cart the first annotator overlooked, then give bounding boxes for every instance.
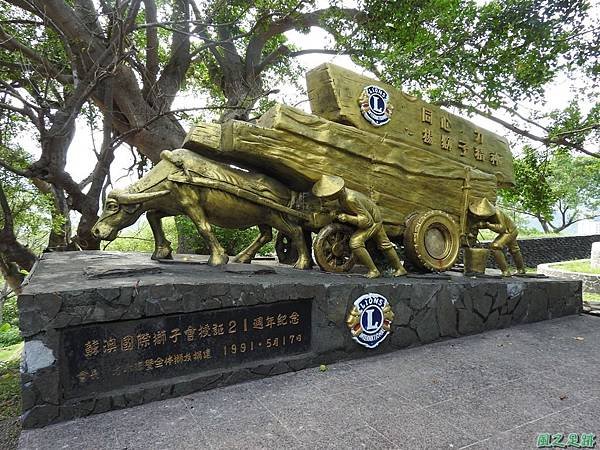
[183,64,515,273]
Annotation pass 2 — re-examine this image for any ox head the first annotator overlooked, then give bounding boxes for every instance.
[91,189,169,241]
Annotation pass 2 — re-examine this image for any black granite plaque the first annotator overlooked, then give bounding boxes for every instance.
[60,300,311,398]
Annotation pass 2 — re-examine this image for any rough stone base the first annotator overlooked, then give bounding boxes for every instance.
[19,252,582,428]
[538,261,600,294]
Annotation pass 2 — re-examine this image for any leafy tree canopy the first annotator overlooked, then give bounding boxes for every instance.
[500,146,600,233]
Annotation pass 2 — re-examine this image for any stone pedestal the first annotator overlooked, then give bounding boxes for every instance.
[19,252,582,428]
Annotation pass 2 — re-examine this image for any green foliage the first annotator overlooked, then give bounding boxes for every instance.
[584,292,600,303]
[176,216,274,256]
[500,147,600,232]
[103,217,178,253]
[340,0,596,108]
[0,145,54,254]
[501,146,556,221]
[103,216,274,257]
[1,296,18,327]
[0,294,21,349]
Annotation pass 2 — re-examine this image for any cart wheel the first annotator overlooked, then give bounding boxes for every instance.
[275,230,313,266]
[404,210,460,272]
[314,224,355,273]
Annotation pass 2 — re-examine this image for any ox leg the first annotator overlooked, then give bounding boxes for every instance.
[174,185,229,266]
[233,225,273,264]
[270,215,311,270]
[147,210,173,260]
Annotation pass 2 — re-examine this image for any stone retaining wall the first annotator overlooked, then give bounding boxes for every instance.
[465,234,600,269]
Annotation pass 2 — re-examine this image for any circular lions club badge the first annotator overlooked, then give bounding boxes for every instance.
[358,85,393,127]
[346,293,394,349]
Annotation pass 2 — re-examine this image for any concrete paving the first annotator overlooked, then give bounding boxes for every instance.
[19,314,600,450]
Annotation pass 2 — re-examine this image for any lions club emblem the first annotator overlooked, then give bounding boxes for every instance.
[346,293,394,348]
[358,85,393,127]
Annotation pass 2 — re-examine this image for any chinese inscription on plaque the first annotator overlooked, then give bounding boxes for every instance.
[61,300,311,398]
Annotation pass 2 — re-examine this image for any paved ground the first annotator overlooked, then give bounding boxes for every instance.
[19,314,599,450]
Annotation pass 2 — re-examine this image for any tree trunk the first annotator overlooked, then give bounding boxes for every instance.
[537,217,551,233]
[0,257,25,295]
[47,186,71,251]
[95,66,187,164]
[0,233,36,272]
[218,71,264,123]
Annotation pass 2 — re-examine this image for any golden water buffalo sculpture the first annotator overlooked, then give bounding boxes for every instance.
[91,149,315,269]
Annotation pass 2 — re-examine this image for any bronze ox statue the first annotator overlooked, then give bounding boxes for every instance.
[91,149,312,269]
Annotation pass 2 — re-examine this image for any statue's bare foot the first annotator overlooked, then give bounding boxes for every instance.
[366,269,381,278]
[393,268,407,277]
[233,253,252,264]
[208,253,229,266]
[501,270,512,277]
[294,258,312,270]
[152,245,173,260]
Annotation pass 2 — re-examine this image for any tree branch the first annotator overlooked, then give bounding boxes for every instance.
[0,179,14,233]
[142,0,159,99]
[246,7,365,72]
[154,0,191,111]
[440,100,599,158]
[0,24,72,84]
[555,123,600,136]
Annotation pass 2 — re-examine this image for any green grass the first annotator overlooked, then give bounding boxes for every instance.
[0,343,22,364]
[554,260,600,274]
[584,292,600,303]
[0,358,21,421]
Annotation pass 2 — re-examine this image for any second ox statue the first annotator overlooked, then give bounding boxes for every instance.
[91,149,312,269]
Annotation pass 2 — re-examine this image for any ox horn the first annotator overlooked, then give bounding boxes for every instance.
[112,190,170,205]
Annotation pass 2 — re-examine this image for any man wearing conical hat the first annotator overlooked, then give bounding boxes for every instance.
[468,197,526,277]
[312,175,407,278]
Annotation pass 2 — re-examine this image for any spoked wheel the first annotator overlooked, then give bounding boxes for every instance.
[313,223,355,273]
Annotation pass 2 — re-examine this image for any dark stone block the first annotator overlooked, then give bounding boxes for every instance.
[111,394,126,409]
[458,309,484,335]
[21,382,37,411]
[485,310,500,330]
[525,289,549,323]
[492,285,508,311]
[473,294,493,319]
[390,326,419,348]
[511,296,528,324]
[394,300,412,326]
[19,311,47,337]
[413,308,440,343]
[125,390,144,407]
[35,293,63,321]
[410,284,442,310]
[497,314,512,329]
[21,405,58,429]
[436,296,458,338]
[93,396,112,414]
